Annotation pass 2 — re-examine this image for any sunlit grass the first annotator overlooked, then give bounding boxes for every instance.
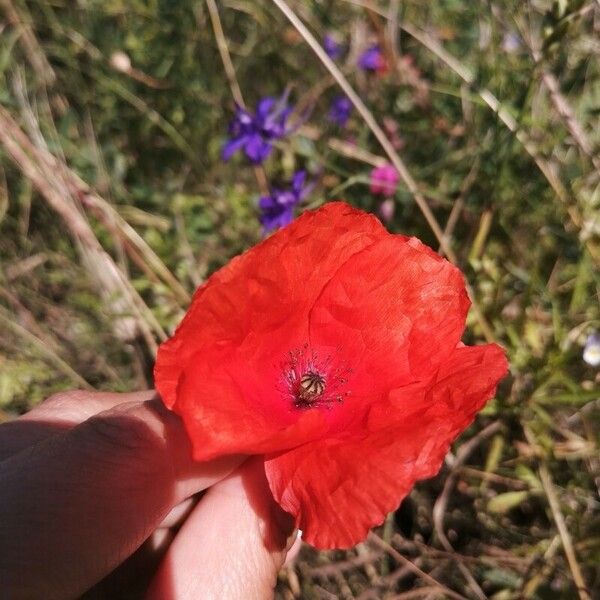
[0,1,598,598]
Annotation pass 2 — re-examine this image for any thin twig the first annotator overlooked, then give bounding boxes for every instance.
[206,0,244,106]
[368,532,469,600]
[81,194,191,305]
[62,29,195,159]
[395,22,581,227]
[0,107,164,353]
[308,550,383,577]
[432,421,503,600]
[390,587,449,599]
[0,305,92,389]
[438,157,480,255]
[537,67,600,172]
[0,0,56,84]
[204,0,270,196]
[514,13,600,172]
[343,0,583,229]
[12,72,190,308]
[269,0,496,342]
[271,0,450,257]
[538,464,592,600]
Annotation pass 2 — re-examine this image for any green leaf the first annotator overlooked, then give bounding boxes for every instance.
[487,491,530,514]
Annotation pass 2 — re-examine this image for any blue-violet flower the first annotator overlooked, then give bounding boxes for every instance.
[358,45,388,73]
[583,333,600,367]
[324,34,343,60]
[223,95,293,164]
[259,171,313,233]
[329,96,353,127]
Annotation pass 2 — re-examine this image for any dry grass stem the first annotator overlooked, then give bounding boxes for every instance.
[270,0,496,342]
[0,0,55,84]
[368,533,469,600]
[0,107,164,353]
[538,464,592,600]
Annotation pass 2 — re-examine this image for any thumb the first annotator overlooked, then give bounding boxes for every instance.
[146,457,296,600]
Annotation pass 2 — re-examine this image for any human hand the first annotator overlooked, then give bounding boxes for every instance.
[0,391,296,599]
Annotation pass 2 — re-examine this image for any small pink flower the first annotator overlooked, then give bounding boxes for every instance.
[378,198,395,223]
[370,164,400,196]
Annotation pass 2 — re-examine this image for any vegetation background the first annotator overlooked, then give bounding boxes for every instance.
[0,0,598,598]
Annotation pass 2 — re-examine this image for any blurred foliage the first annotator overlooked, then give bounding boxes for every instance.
[0,0,598,598]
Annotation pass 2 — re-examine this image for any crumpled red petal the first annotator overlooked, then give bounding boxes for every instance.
[264,343,508,549]
[308,233,471,394]
[173,348,329,460]
[156,203,387,460]
[156,203,384,410]
[154,200,509,549]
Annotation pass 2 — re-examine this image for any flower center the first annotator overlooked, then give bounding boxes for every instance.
[281,344,351,410]
[297,371,326,407]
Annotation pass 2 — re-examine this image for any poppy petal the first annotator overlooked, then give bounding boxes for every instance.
[155,203,386,444]
[308,233,471,394]
[155,201,509,549]
[264,343,508,549]
[173,348,330,460]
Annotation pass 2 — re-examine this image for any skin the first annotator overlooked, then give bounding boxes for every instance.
[0,390,297,599]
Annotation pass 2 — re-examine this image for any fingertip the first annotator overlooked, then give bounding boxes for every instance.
[146,458,295,600]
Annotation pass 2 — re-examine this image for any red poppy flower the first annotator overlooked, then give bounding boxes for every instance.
[155,201,508,549]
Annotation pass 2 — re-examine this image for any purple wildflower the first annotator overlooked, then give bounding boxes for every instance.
[222,95,293,164]
[329,95,352,127]
[358,44,388,73]
[259,171,313,233]
[378,198,395,223]
[324,33,343,60]
[502,31,522,54]
[370,164,399,197]
[583,332,600,367]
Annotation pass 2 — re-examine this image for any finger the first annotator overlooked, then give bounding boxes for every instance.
[83,494,200,598]
[284,534,302,566]
[0,398,243,599]
[146,457,296,600]
[85,496,201,598]
[0,390,156,461]
[157,496,199,530]
[82,529,177,599]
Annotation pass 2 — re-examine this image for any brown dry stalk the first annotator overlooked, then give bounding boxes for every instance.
[394,22,582,228]
[520,423,592,600]
[270,0,450,258]
[346,2,572,197]
[537,67,600,172]
[204,0,270,196]
[270,0,496,343]
[0,0,56,84]
[0,304,92,389]
[345,0,593,251]
[539,464,592,600]
[307,550,383,578]
[0,106,164,354]
[7,81,189,307]
[432,421,503,599]
[439,158,480,254]
[80,194,190,305]
[205,0,244,106]
[368,533,469,600]
[390,587,450,599]
[514,12,600,172]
